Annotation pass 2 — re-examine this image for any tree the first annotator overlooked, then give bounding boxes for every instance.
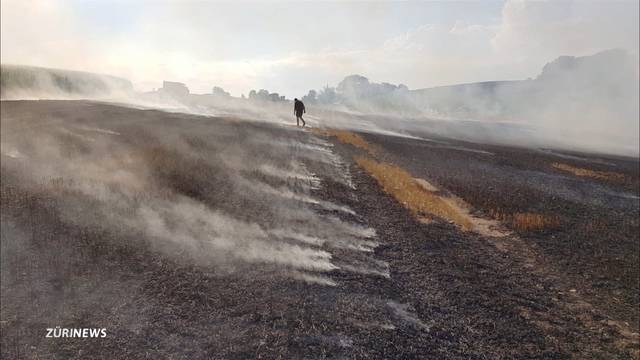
[257,89,270,100]
[248,88,286,102]
[317,86,337,104]
[212,86,230,97]
[337,74,370,99]
[302,89,317,104]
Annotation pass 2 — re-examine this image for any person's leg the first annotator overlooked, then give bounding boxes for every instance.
[300,116,305,127]
[296,116,300,126]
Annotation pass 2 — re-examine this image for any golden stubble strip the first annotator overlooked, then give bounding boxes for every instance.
[354,156,474,230]
[312,128,379,156]
[552,162,625,181]
[489,210,560,232]
[318,128,506,235]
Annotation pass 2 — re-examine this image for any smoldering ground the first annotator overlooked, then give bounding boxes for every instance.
[0,99,400,357]
[0,100,396,355]
[0,100,382,275]
[3,100,639,359]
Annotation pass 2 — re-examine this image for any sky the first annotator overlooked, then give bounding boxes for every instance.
[1,0,638,98]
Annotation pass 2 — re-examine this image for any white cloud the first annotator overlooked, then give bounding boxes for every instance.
[492,0,639,62]
[1,0,637,97]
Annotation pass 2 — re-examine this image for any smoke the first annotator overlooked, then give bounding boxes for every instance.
[1,101,387,285]
[1,0,637,156]
[4,56,637,160]
[0,64,134,100]
[411,49,640,156]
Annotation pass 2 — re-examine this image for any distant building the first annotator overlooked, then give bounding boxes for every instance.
[160,81,189,97]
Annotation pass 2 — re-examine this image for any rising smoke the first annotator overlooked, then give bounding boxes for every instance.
[2,49,638,158]
[0,100,382,286]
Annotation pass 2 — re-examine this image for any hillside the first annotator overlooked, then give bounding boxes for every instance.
[410,49,639,125]
[0,65,133,100]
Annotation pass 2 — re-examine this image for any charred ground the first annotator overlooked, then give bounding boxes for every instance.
[357,131,639,327]
[1,100,638,359]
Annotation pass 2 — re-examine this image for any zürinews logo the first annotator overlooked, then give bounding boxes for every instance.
[46,327,107,338]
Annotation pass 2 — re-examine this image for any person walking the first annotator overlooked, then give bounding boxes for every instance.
[294,98,306,127]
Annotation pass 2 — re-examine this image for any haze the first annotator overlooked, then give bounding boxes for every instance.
[2,0,638,97]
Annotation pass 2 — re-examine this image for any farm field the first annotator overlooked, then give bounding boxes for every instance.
[1,100,638,359]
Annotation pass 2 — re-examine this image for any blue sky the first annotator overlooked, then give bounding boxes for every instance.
[2,1,638,97]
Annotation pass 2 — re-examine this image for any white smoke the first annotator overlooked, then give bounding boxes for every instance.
[1,101,385,284]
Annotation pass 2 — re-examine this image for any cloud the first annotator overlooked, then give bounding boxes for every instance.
[243,0,639,95]
[1,0,638,97]
[492,0,639,62]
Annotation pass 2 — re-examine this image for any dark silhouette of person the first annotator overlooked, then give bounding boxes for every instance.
[294,98,306,127]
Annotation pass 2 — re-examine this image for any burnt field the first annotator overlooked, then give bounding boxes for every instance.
[1,100,639,359]
[357,130,640,325]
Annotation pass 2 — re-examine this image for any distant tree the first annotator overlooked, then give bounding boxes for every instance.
[337,75,370,99]
[302,89,317,104]
[317,86,338,104]
[257,89,270,100]
[212,86,230,97]
[332,74,416,112]
[248,88,287,102]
